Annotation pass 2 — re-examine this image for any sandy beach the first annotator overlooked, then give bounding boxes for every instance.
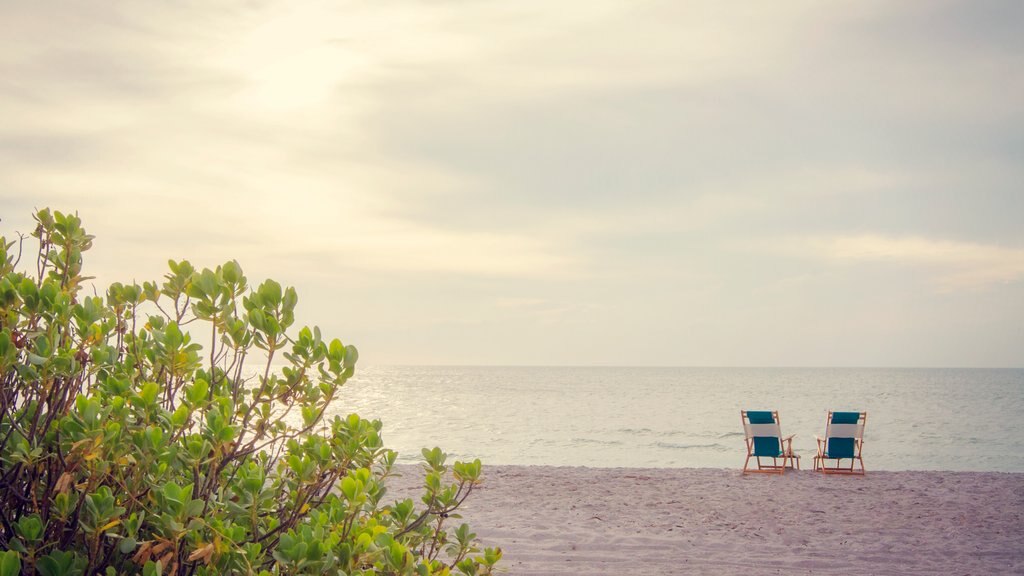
[388,465,1024,575]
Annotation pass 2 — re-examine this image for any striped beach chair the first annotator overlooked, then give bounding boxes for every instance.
[741,410,799,474]
[814,410,867,475]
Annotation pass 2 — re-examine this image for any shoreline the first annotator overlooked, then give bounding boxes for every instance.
[387,465,1024,575]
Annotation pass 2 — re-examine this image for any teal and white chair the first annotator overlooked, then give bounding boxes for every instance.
[814,411,867,475]
[740,410,799,474]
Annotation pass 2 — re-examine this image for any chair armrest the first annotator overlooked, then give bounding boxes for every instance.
[780,435,796,456]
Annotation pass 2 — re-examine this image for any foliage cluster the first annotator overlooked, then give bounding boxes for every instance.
[0,209,500,575]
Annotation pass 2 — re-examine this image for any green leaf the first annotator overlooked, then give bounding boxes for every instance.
[328,338,343,357]
[33,334,53,358]
[454,459,482,483]
[259,280,282,307]
[34,556,59,576]
[171,405,190,427]
[249,309,266,331]
[165,322,183,349]
[35,550,88,576]
[340,476,359,501]
[282,286,298,311]
[190,268,220,299]
[186,379,209,405]
[422,447,446,470]
[222,260,244,285]
[15,514,43,543]
[301,406,317,427]
[482,547,503,566]
[0,551,21,576]
[119,537,138,554]
[139,381,161,406]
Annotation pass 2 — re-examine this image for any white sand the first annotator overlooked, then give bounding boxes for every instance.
[387,465,1024,575]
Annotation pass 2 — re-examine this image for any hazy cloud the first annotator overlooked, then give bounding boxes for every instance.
[813,235,1024,290]
[1,0,1022,366]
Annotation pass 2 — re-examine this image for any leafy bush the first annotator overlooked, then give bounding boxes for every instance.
[0,209,500,575]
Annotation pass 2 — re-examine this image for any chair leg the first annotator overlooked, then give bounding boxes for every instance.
[816,457,867,475]
[745,453,797,474]
[775,456,786,474]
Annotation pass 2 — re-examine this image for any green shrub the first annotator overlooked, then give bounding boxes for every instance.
[0,209,500,575]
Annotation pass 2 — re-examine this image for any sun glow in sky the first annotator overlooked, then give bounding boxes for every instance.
[2,1,1022,367]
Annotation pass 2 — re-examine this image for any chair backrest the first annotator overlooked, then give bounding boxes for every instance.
[825,411,866,459]
[742,410,782,457]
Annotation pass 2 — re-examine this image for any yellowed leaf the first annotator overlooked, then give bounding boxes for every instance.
[150,540,172,557]
[187,543,215,565]
[55,472,74,494]
[132,540,153,564]
[71,438,92,451]
[98,519,121,533]
[158,551,175,573]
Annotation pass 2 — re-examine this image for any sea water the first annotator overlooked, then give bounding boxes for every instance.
[316,366,1024,472]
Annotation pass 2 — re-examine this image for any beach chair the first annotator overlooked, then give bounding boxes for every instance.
[740,410,799,474]
[814,411,867,475]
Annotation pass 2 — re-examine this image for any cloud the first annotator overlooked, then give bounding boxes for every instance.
[327,222,576,278]
[2,0,1022,366]
[794,235,1024,290]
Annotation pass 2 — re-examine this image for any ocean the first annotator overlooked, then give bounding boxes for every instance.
[317,366,1024,472]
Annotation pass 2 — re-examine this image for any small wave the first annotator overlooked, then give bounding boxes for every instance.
[617,427,654,435]
[717,432,745,439]
[570,437,625,446]
[652,441,726,451]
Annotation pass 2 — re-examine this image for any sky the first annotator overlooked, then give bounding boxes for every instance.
[1,1,1022,367]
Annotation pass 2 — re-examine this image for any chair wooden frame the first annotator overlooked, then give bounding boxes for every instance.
[741,410,799,474]
[814,410,867,475]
